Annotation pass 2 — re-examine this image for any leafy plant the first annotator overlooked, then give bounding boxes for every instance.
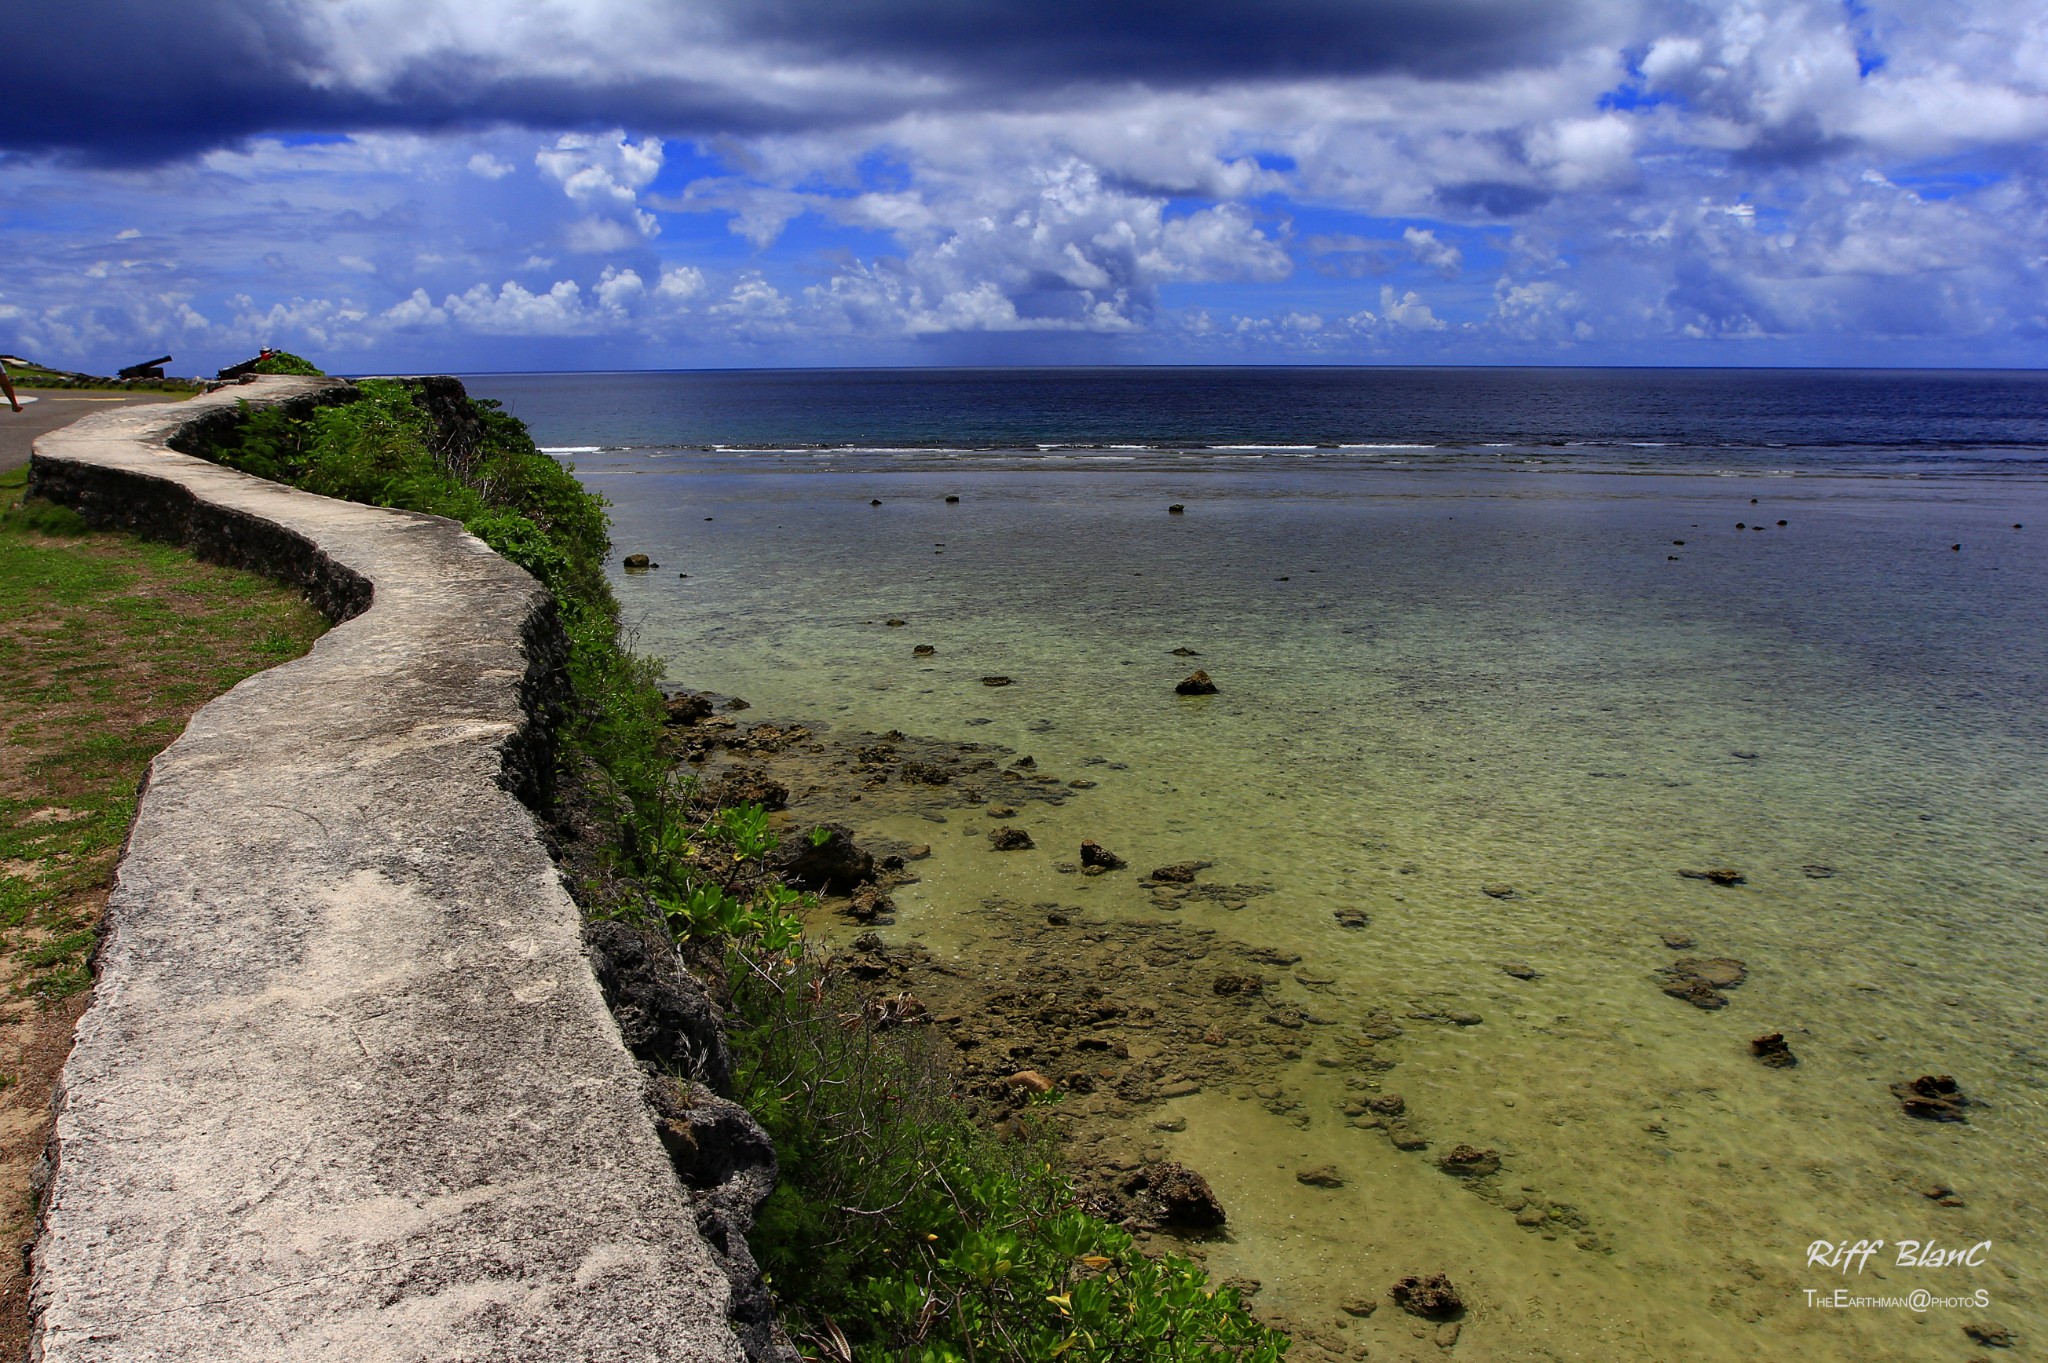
[727,946,1287,1362]
[249,349,325,376]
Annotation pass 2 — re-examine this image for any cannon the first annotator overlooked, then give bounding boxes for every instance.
[119,354,173,379]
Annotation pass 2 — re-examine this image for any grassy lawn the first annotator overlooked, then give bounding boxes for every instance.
[0,462,326,1352]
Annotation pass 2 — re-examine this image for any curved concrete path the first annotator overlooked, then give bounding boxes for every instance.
[27,380,746,1362]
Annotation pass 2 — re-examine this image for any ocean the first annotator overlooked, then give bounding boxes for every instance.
[465,367,2048,1363]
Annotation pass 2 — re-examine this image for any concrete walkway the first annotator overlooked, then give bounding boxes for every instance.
[28,381,747,1362]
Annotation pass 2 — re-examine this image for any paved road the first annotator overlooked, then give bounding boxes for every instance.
[0,391,184,474]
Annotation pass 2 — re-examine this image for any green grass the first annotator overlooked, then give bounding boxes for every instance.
[0,463,328,1001]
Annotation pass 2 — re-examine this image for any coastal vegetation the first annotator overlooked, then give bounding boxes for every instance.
[188,371,1286,1360]
[0,357,204,394]
[0,463,326,1352]
[247,349,325,377]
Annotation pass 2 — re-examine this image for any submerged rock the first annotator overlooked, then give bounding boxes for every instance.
[1660,956,1748,1010]
[1390,1274,1464,1319]
[1333,908,1371,930]
[847,884,895,923]
[1678,867,1746,886]
[1295,1164,1345,1188]
[1175,670,1218,696]
[1150,861,1211,883]
[1481,883,1517,899]
[981,675,1014,687]
[1170,646,1201,657]
[989,826,1035,851]
[1438,1144,1500,1178]
[1501,962,1540,979]
[1892,1074,1971,1122]
[913,644,936,656]
[1751,1032,1798,1067]
[1674,956,1746,988]
[1079,840,1127,871]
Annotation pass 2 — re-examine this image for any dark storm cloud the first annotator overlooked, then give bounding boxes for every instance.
[0,4,782,165]
[3,0,1635,165]
[730,0,1623,84]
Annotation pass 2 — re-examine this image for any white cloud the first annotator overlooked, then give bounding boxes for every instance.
[563,216,644,253]
[656,265,706,300]
[381,287,447,327]
[595,265,645,311]
[535,130,663,240]
[1378,285,1446,330]
[710,273,791,319]
[444,279,594,334]
[8,2,2048,368]
[1402,227,1462,277]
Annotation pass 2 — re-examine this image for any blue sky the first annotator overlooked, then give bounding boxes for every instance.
[2,0,2045,373]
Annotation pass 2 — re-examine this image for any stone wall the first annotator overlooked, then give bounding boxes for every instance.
[25,379,755,1362]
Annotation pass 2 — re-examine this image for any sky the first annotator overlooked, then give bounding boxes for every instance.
[1,0,2044,374]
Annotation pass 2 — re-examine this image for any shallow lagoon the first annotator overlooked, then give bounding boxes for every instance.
[581,452,2044,1362]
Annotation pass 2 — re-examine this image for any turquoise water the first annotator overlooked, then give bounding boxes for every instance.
[583,454,2044,1361]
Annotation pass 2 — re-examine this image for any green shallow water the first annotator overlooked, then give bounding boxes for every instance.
[597,461,2047,1362]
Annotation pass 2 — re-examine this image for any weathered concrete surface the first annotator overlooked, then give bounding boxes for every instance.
[27,379,749,1362]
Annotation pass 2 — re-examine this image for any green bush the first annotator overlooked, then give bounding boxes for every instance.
[250,350,325,377]
[726,945,1287,1362]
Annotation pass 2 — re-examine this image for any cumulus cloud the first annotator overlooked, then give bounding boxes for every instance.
[2,0,2045,366]
[536,131,663,242]
[1402,227,1462,277]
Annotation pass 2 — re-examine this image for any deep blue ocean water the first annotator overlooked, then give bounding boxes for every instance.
[460,366,2048,478]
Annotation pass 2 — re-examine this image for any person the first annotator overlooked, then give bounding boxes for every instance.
[0,357,20,413]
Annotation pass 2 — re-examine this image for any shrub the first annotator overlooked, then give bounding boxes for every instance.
[726,944,1288,1362]
[249,350,325,376]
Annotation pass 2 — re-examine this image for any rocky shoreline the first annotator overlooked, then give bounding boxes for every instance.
[646,689,1625,1357]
